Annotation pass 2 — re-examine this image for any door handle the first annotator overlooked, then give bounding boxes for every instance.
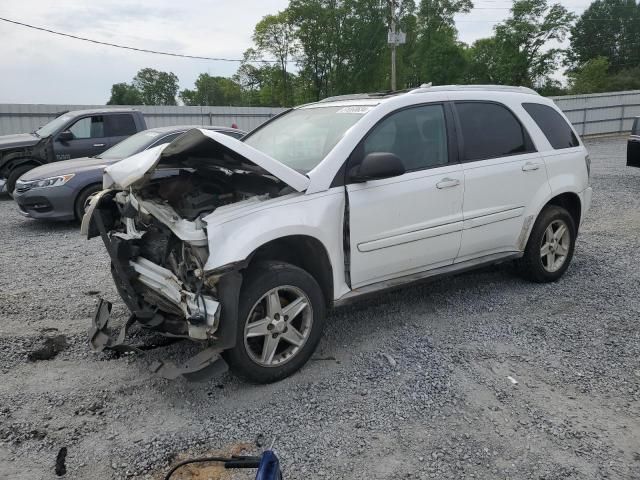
[522,162,541,172]
[436,177,461,189]
[93,143,106,147]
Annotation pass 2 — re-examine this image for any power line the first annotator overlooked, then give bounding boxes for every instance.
[0,16,289,63]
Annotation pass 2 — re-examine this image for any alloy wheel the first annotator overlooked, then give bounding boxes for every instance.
[243,285,313,367]
[540,219,571,273]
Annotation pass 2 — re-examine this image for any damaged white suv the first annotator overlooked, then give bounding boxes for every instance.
[83,85,592,383]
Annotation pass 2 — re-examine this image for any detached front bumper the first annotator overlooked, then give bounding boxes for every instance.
[85,190,244,381]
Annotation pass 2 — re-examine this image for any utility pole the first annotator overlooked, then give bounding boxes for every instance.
[387,0,405,91]
[389,0,397,91]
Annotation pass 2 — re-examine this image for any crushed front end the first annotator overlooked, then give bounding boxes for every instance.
[81,128,302,380]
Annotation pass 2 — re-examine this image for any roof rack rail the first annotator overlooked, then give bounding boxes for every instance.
[410,84,540,95]
[317,89,414,103]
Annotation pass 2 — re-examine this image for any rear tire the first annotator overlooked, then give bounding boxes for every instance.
[223,261,326,383]
[74,183,102,222]
[6,165,35,197]
[517,205,576,283]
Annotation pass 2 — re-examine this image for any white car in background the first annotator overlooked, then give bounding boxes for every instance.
[83,85,592,383]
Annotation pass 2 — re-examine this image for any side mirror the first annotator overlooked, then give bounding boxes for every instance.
[57,130,74,142]
[349,152,405,183]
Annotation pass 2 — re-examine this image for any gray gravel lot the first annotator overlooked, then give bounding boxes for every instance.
[1,136,639,479]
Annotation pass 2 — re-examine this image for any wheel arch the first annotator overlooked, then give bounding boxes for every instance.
[543,191,581,227]
[245,235,334,308]
[74,182,103,220]
[2,156,43,176]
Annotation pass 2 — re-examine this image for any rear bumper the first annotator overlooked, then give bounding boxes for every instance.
[580,186,592,226]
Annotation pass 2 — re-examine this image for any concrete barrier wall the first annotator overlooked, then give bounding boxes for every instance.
[0,104,287,136]
[1,89,639,137]
[551,90,640,136]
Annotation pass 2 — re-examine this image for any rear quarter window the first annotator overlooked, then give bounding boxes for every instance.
[522,103,579,149]
[105,114,138,137]
[632,118,639,136]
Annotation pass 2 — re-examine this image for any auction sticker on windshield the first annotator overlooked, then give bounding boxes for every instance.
[336,106,374,114]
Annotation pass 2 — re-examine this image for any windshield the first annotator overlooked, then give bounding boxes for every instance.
[35,115,73,137]
[97,130,167,160]
[243,106,370,172]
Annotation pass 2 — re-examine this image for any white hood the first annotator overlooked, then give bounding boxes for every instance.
[103,128,310,192]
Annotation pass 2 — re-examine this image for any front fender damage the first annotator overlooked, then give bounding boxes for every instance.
[85,196,244,382]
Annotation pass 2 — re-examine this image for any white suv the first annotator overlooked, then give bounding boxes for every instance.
[83,85,592,383]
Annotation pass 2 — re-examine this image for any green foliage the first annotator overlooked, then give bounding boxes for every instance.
[132,68,179,106]
[412,0,472,85]
[180,74,244,106]
[288,0,389,100]
[465,0,575,87]
[570,57,640,93]
[568,57,611,93]
[569,0,640,72]
[108,0,640,106]
[253,11,297,104]
[106,83,142,105]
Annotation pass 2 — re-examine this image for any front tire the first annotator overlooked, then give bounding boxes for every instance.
[74,183,102,222]
[517,205,576,283]
[6,165,35,197]
[223,261,326,383]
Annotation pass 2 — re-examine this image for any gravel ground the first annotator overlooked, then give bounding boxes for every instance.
[1,136,639,480]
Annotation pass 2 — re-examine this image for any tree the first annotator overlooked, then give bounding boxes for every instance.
[568,56,611,93]
[569,0,640,72]
[107,83,142,105]
[411,0,472,85]
[253,11,297,104]
[180,74,244,106]
[466,0,575,87]
[288,0,390,100]
[465,38,501,84]
[132,68,179,105]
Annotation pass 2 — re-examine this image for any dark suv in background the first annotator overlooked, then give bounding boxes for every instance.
[0,108,146,195]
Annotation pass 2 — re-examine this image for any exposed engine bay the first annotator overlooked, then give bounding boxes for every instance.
[83,127,309,379]
[100,167,287,340]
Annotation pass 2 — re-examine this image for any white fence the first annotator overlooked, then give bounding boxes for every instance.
[0,104,287,135]
[1,90,639,137]
[551,90,640,136]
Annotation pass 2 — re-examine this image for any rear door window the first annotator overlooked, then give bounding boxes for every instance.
[632,118,639,136]
[455,102,534,161]
[522,103,579,149]
[105,114,138,137]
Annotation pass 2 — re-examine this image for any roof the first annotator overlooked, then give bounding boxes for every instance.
[148,125,245,134]
[410,84,539,95]
[62,107,141,116]
[302,84,539,108]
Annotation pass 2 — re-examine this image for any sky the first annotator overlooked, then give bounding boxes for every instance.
[0,0,592,105]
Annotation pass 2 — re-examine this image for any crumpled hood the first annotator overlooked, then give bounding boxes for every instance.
[20,156,120,181]
[0,133,40,150]
[103,128,310,192]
